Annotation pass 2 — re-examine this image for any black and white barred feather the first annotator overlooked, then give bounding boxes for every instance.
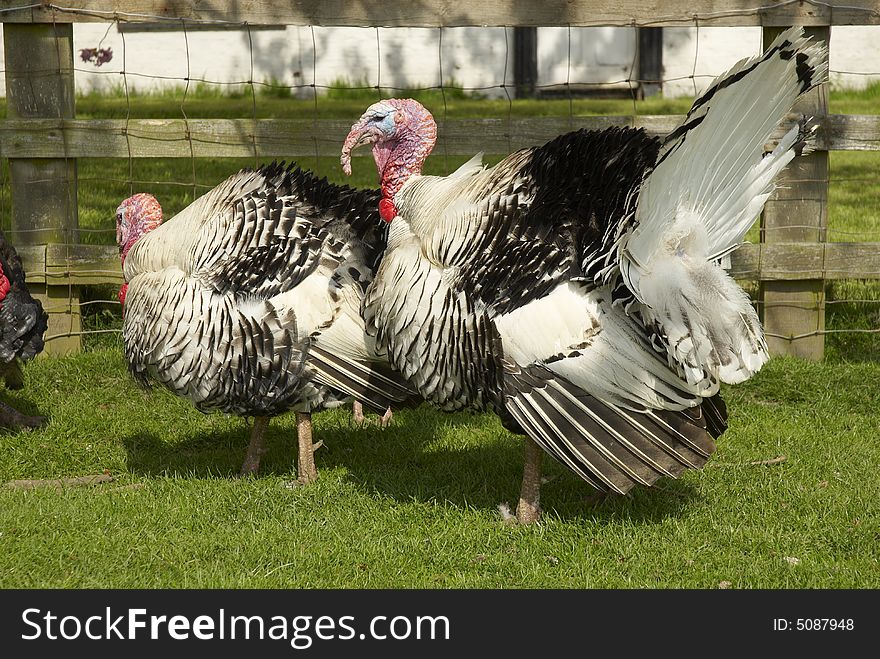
[123,162,414,418]
[365,27,826,494]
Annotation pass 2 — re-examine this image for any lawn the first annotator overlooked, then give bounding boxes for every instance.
[0,353,877,588]
[0,84,878,588]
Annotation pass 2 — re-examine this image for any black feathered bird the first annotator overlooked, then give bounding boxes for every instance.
[0,230,48,429]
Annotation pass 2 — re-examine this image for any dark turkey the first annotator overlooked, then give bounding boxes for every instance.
[0,229,48,429]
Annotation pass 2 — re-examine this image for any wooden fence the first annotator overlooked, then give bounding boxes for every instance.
[1,1,879,359]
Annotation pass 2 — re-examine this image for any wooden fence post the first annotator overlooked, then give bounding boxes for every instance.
[3,22,81,355]
[638,27,663,98]
[759,26,830,360]
[513,26,538,99]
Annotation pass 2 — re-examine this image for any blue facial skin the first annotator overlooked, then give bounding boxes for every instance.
[378,112,395,136]
[366,107,396,139]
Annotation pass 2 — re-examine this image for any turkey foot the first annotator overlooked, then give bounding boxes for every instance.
[239,415,270,477]
[0,399,47,430]
[352,401,393,427]
[516,438,543,524]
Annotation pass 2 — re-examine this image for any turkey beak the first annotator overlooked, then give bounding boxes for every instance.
[116,222,124,253]
[341,119,380,176]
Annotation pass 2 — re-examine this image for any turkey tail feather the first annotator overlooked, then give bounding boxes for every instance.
[308,345,416,413]
[620,27,827,385]
[503,364,716,494]
[702,393,729,439]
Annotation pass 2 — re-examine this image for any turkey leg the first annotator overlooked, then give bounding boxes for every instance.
[296,412,318,484]
[239,415,270,477]
[516,437,543,524]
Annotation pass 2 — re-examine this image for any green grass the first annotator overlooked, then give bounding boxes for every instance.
[69,84,694,120]
[1,352,877,588]
[828,151,880,242]
[61,78,880,119]
[0,84,878,588]
[829,80,880,115]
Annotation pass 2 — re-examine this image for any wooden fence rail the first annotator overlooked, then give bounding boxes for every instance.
[2,1,880,358]
[1,114,879,159]
[0,0,879,27]
[15,242,880,287]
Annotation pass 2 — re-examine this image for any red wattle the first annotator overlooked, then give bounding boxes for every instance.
[379,198,397,223]
[0,263,9,308]
[118,283,128,309]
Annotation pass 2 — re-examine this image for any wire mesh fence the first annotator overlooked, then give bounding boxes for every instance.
[0,1,878,359]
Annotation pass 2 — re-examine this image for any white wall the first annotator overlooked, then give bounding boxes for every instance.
[663,26,880,97]
[16,25,519,98]
[538,27,637,91]
[66,25,637,98]
[0,24,877,99]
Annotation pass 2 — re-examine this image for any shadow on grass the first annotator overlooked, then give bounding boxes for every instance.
[120,407,474,479]
[123,423,298,479]
[332,424,700,526]
[121,405,699,525]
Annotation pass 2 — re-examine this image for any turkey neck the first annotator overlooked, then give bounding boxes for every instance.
[120,232,140,266]
[119,205,162,266]
[378,129,434,219]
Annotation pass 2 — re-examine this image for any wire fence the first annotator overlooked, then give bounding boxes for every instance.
[0,1,878,359]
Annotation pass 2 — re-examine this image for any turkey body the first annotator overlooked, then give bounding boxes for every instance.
[121,162,413,477]
[347,27,827,519]
[365,129,723,495]
[0,230,48,429]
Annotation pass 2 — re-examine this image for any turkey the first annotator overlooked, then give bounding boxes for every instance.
[116,162,415,481]
[341,27,828,522]
[0,230,48,429]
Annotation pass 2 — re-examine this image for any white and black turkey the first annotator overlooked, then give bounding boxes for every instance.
[0,229,48,429]
[342,27,828,521]
[116,162,414,481]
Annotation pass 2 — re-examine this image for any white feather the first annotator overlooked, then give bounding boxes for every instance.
[618,26,826,384]
[270,272,335,341]
[449,152,485,178]
[494,282,714,411]
[493,282,596,366]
